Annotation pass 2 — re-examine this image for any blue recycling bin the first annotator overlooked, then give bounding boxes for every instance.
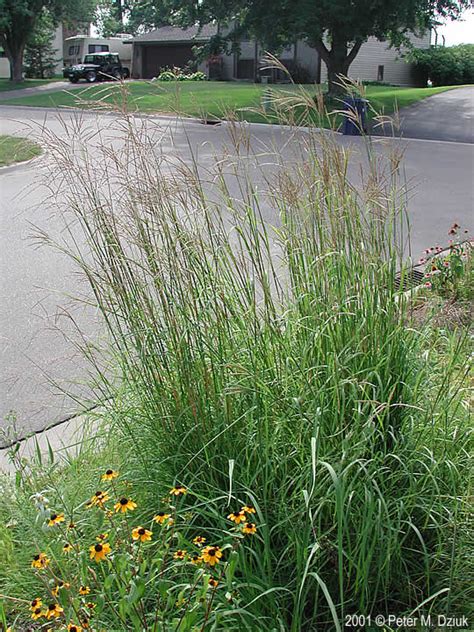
[342,96,368,135]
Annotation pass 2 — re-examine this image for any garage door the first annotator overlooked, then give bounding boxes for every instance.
[142,44,196,79]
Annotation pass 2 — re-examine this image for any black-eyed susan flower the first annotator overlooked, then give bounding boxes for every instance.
[227,510,246,524]
[68,521,76,530]
[30,598,42,611]
[31,552,50,569]
[114,497,137,513]
[96,532,108,542]
[173,549,187,560]
[169,486,187,496]
[241,505,256,515]
[193,535,206,546]
[63,543,73,553]
[89,542,111,563]
[52,581,70,596]
[132,526,152,542]
[101,469,118,481]
[208,578,219,588]
[153,512,171,524]
[67,623,83,632]
[79,586,90,595]
[202,546,222,566]
[48,512,65,527]
[242,522,257,535]
[86,602,97,610]
[191,554,203,565]
[45,603,64,619]
[89,491,110,508]
[31,606,44,620]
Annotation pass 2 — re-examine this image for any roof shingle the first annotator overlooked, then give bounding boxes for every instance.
[131,24,218,43]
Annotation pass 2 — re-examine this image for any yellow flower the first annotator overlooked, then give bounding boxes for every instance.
[31,552,50,569]
[169,486,187,496]
[52,581,70,597]
[191,554,203,565]
[208,578,219,588]
[114,497,137,513]
[88,491,110,508]
[227,510,246,524]
[101,469,118,481]
[89,542,111,563]
[63,543,73,553]
[241,505,256,515]
[48,512,65,527]
[173,549,187,560]
[45,603,64,619]
[242,522,257,535]
[86,603,96,610]
[132,526,152,542]
[67,624,83,632]
[193,535,206,546]
[96,532,109,542]
[30,598,42,611]
[153,512,171,524]
[79,586,90,595]
[31,607,44,620]
[202,546,222,566]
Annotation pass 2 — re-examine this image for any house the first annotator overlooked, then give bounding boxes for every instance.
[63,34,132,71]
[129,24,431,86]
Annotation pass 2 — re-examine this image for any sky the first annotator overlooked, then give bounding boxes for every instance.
[433,7,474,45]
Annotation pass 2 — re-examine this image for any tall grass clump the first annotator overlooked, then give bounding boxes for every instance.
[36,93,472,630]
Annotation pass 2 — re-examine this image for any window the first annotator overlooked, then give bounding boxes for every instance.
[88,44,109,53]
[68,45,80,56]
[377,65,384,82]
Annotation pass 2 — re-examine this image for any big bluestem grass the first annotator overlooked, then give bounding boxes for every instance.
[28,88,473,630]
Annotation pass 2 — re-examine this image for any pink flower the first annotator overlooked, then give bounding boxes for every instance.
[424,282,432,289]
[418,258,426,265]
[424,272,432,278]
[443,260,450,267]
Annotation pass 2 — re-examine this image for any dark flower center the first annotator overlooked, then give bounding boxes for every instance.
[246,523,252,528]
[33,554,40,560]
[157,512,164,516]
[95,491,103,496]
[208,548,216,556]
[138,528,146,535]
[71,627,78,632]
[31,599,38,606]
[50,514,57,520]
[48,604,56,610]
[106,469,113,475]
[35,607,41,614]
[95,544,103,552]
[120,498,128,505]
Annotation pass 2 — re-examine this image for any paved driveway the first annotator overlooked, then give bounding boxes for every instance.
[0,105,473,444]
[389,86,474,144]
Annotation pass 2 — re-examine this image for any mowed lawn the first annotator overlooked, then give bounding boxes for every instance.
[0,80,459,123]
[0,78,62,92]
[0,135,42,166]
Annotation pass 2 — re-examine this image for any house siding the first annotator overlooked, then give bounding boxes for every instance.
[320,32,431,86]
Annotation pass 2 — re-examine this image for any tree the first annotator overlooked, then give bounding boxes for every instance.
[24,10,58,78]
[146,0,469,94]
[0,0,95,82]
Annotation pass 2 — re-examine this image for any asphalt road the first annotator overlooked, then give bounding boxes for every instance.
[0,105,473,444]
[392,86,474,143]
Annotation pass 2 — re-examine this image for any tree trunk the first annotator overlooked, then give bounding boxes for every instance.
[314,36,364,96]
[10,47,25,82]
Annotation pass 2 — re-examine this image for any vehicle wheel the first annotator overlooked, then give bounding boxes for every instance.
[112,69,122,80]
[122,68,130,79]
[85,71,97,83]
[69,77,79,84]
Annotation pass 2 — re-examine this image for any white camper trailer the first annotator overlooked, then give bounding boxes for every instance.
[63,35,132,71]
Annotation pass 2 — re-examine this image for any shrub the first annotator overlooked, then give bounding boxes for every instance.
[157,68,207,81]
[410,44,474,86]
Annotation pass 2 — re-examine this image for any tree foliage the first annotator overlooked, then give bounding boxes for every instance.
[24,10,58,78]
[410,43,474,85]
[140,0,469,92]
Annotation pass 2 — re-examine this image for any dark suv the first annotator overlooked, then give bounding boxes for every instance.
[63,53,130,83]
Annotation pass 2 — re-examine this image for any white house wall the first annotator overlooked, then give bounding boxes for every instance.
[319,32,431,85]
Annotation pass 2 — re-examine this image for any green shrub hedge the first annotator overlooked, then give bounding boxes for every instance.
[410,44,474,86]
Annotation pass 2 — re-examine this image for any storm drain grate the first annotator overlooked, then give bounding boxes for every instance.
[394,268,425,291]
